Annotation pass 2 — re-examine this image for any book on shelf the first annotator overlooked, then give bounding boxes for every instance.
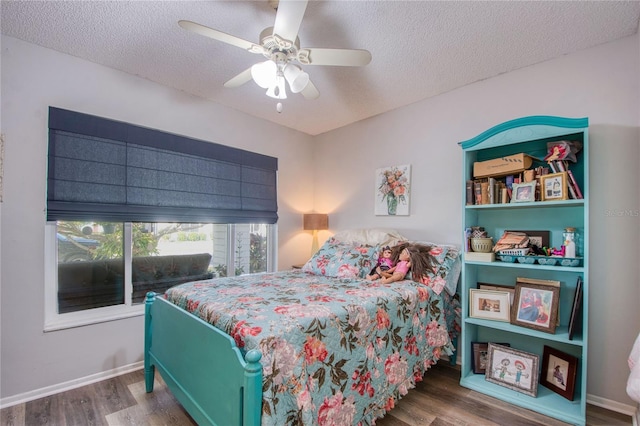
[466,180,474,205]
[468,178,511,205]
[566,170,583,199]
[474,181,482,205]
[505,175,514,200]
[480,181,489,204]
[488,177,496,204]
[568,277,583,340]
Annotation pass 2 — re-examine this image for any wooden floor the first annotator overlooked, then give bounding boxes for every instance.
[1,361,631,426]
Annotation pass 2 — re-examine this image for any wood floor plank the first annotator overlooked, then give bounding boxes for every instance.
[62,386,107,426]
[93,375,138,415]
[24,394,64,425]
[0,404,25,426]
[376,394,437,426]
[1,360,632,426]
[106,377,195,426]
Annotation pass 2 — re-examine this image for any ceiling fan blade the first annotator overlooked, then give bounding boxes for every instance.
[298,48,372,67]
[300,80,319,100]
[179,20,264,54]
[224,68,253,88]
[272,0,308,42]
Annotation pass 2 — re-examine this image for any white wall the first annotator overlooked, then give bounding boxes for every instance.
[314,35,640,409]
[0,35,315,400]
[2,32,639,412]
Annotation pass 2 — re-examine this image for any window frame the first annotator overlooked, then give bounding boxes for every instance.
[44,221,277,331]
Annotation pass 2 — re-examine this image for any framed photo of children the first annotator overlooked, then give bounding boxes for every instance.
[375,164,411,216]
[511,181,536,203]
[540,345,578,400]
[485,343,539,397]
[469,289,511,322]
[541,172,568,201]
[510,282,559,334]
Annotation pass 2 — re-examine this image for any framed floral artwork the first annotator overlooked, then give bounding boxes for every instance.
[375,164,411,216]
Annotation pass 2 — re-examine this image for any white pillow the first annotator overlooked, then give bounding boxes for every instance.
[332,228,407,247]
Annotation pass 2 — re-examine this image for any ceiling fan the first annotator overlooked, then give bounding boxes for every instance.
[178,0,372,104]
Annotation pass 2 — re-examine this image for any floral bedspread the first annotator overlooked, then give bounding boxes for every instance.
[165,270,460,426]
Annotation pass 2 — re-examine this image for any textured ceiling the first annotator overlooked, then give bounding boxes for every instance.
[2,1,639,135]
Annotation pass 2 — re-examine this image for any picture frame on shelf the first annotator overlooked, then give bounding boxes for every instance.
[505,230,550,249]
[511,181,536,203]
[478,283,515,305]
[471,342,510,374]
[540,345,578,400]
[540,172,568,201]
[469,289,511,322]
[568,277,583,340]
[485,343,539,397]
[511,282,560,334]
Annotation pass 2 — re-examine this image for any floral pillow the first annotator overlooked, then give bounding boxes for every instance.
[302,237,378,279]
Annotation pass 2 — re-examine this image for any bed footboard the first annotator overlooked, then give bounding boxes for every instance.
[144,293,262,426]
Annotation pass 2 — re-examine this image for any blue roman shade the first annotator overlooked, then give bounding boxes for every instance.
[47,107,278,223]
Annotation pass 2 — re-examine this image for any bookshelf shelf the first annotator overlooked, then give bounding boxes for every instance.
[459,116,589,425]
[465,199,584,210]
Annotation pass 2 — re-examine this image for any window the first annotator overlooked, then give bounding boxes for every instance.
[45,107,278,330]
[46,221,276,330]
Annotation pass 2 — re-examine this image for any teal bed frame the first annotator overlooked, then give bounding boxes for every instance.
[144,292,263,426]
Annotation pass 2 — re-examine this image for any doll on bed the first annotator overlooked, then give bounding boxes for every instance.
[366,246,394,280]
[379,242,438,284]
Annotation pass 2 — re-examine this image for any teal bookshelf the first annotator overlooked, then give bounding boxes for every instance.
[459,116,589,425]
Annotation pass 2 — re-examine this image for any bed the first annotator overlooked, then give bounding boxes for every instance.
[144,233,461,425]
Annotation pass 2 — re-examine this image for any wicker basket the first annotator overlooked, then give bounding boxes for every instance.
[470,237,493,253]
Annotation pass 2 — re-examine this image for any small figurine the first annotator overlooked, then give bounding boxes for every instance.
[550,246,565,257]
[366,246,394,280]
[544,144,566,162]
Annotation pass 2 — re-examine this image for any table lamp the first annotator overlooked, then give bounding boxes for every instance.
[303,213,329,255]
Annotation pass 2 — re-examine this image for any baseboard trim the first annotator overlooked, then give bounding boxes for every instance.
[587,393,637,417]
[0,361,143,409]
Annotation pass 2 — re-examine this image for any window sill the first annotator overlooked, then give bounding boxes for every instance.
[44,304,145,332]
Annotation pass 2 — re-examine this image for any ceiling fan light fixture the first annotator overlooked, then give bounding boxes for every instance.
[251,60,277,89]
[266,74,287,99]
[283,64,309,93]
